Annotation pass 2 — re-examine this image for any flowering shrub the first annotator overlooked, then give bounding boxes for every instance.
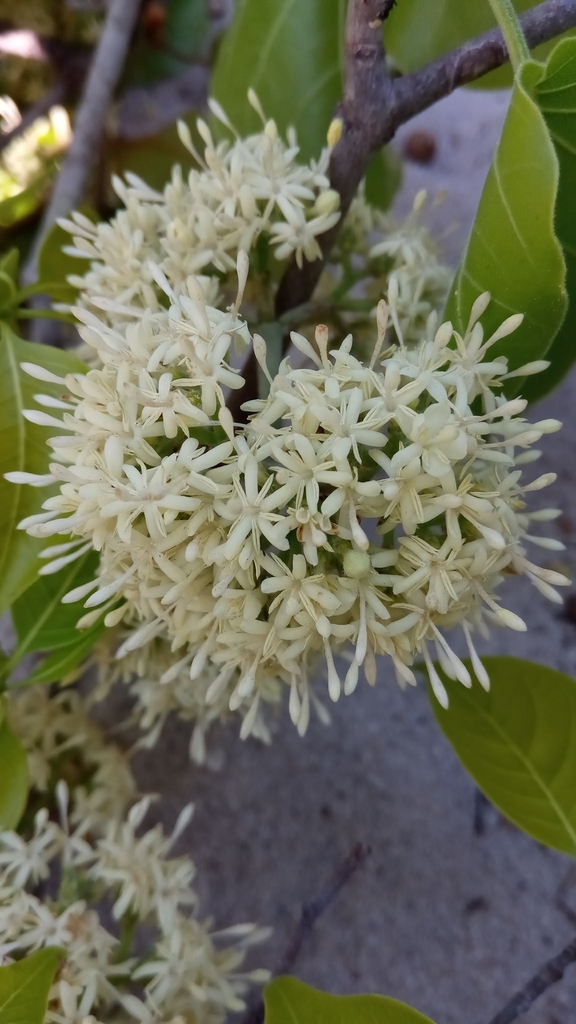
[11,106,568,760]
[2,1,576,1021]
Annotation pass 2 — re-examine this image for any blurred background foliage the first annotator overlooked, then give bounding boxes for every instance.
[0,0,218,261]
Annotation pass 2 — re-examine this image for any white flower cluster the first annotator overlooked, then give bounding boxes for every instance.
[8,101,568,747]
[1,691,268,1024]
[15,255,568,741]
[7,687,136,827]
[316,188,452,353]
[60,92,340,322]
[58,100,448,374]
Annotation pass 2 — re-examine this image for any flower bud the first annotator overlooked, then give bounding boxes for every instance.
[344,549,371,578]
[313,189,341,217]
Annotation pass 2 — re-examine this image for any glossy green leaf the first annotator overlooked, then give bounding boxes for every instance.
[0,947,62,1024]
[445,60,567,375]
[264,977,435,1024]
[365,146,403,211]
[386,1,576,89]
[10,550,100,661]
[16,617,105,688]
[0,700,28,829]
[213,0,345,162]
[0,326,87,615]
[523,38,576,400]
[430,657,576,856]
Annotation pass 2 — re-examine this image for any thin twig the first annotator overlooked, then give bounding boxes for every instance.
[274,0,576,320]
[241,842,370,1024]
[485,934,576,1024]
[392,0,576,127]
[23,0,142,283]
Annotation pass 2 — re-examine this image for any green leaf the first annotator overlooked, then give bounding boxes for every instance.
[430,657,576,857]
[16,617,105,688]
[7,545,103,692]
[264,977,435,1024]
[0,947,62,1024]
[0,326,87,615]
[10,550,100,663]
[0,701,28,829]
[522,38,576,400]
[364,147,403,212]
[213,0,346,162]
[386,1,576,90]
[0,249,21,315]
[445,60,567,376]
[0,249,19,281]
[0,271,18,316]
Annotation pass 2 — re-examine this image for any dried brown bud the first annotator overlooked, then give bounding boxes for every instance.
[403,130,437,165]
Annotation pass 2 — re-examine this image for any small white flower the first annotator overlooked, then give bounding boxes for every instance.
[0,810,63,890]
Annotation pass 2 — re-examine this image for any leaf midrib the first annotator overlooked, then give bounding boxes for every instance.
[492,159,537,270]
[469,695,576,850]
[11,553,90,663]
[250,0,295,90]
[0,956,52,1017]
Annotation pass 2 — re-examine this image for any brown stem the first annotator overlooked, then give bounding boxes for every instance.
[275,0,576,319]
[276,0,394,317]
[391,0,576,126]
[486,933,576,1024]
[230,0,396,417]
[241,842,370,1024]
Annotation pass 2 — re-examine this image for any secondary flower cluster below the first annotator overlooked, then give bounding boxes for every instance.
[1,687,268,1024]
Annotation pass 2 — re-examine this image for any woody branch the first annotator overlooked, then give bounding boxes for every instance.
[275,0,576,319]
